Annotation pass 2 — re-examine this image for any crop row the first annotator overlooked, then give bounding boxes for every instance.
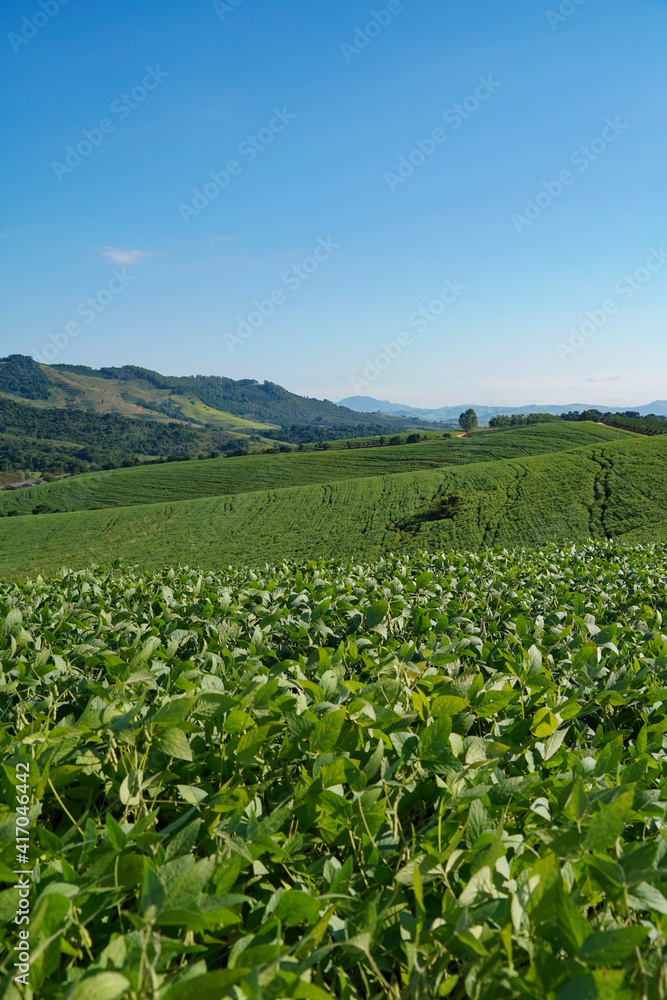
[1,542,666,998]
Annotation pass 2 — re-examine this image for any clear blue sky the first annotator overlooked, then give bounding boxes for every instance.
[1,0,666,408]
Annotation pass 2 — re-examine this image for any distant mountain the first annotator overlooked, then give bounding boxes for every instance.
[339,395,667,422]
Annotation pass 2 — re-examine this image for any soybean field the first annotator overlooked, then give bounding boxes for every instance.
[1,543,666,998]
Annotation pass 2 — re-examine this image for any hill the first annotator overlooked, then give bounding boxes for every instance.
[0,354,427,431]
[0,427,661,577]
[0,394,268,475]
[0,356,444,473]
[0,421,628,516]
[340,394,667,422]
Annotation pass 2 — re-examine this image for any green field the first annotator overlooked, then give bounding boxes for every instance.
[0,428,663,578]
[0,422,629,518]
[1,544,666,998]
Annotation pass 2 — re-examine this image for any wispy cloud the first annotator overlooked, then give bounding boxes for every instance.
[587,372,622,383]
[102,247,158,265]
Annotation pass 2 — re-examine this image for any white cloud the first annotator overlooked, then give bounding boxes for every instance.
[102,247,157,265]
[587,372,622,383]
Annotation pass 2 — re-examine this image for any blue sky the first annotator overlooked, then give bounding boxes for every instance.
[1,0,666,408]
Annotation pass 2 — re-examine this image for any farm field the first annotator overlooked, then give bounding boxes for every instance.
[0,422,629,518]
[0,431,665,579]
[0,543,666,998]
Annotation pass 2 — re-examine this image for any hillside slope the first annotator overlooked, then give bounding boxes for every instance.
[0,355,417,430]
[0,395,263,474]
[0,431,663,577]
[0,421,628,515]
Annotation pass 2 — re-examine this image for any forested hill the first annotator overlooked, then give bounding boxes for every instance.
[0,357,434,474]
[0,395,239,473]
[53,363,361,426]
[0,355,408,428]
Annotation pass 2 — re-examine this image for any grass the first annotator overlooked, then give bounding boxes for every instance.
[166,395,279,430]
[0,422,629,518]
[1,543,666,997]
[0,430,663,578]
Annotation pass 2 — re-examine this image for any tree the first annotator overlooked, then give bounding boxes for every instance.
[489,414,511,429]
[459,409,478,432]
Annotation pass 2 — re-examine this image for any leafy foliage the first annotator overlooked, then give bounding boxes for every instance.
[603,414,667,436]
[0,543,666,998]
[489,414,560,429]
[459,410,478,432]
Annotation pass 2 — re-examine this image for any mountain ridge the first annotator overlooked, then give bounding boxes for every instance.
[339,394,667,422]
[0,355,430,431]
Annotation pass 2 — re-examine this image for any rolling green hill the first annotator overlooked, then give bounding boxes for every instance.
[0,421,628,516]
[0,356,444,474]
[0,427,661,578]
[0,354,421,431]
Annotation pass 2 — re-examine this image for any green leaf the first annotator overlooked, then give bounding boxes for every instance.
[310,708,346,753]
[578,925,649,966]
[626,881,667,915]
[635,726,648,754]
[458,866,498,906]
[275,890,321,927]
[140,867,165,917]
[105,815,127,851]
[584,788,634,852]
[465,799,490,848]
[154,727,193,762]
[555,889,592,954]
[237,724,273,760]
[594,735,624,776]
[431,694,468,716]
[364,599,387,629]
[362,738,385,780]
[177,785,208,806]
[163,970,249,1000]
[531,707,558,738]
[420,715,453,760]
[475,685,516,718]
[152,696,195,725]
[64,973,131,1000]
[544,727,568,760]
